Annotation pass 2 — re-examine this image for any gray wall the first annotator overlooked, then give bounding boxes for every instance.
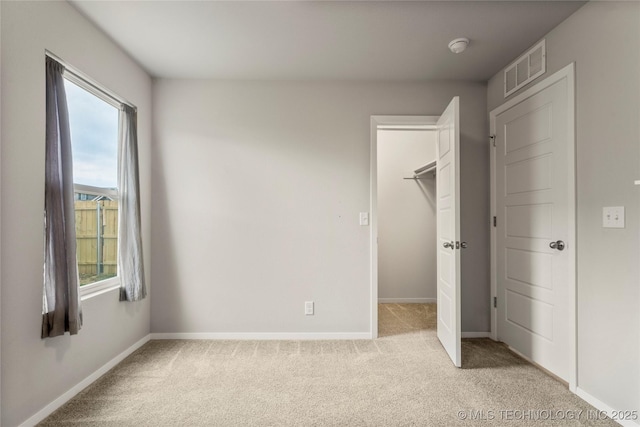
[0,2,152,426]
[377,129,437,302]
[152,80,489,334]
[488,1,639,416]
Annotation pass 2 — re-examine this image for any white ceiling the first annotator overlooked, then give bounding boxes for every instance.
[70,1,585,81]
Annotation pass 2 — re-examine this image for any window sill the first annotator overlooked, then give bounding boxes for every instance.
[80,277,120,301]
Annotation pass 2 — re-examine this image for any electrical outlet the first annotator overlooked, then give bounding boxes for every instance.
[603,206,625,228]
[305,301,314,316]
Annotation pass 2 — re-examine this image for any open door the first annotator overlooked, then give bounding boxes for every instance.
[436,97,461,367]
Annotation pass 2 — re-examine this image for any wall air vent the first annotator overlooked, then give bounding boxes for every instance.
[504,39,546,97]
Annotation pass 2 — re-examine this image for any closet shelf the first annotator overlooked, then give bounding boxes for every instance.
[403,160,436,180]
[414,160,437,177]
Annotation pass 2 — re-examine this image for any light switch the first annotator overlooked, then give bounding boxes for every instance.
[359,212,369,226]
[305,301,314,316]
[603,206,625,228]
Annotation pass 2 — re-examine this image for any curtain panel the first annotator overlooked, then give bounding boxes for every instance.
[42,57,83,338]
[118,105,147,302]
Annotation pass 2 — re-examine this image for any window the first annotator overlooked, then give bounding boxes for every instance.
[43,55,145,338]
[64,77,120,288]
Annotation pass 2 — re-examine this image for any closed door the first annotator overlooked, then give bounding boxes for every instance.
[436,97,461,367]
[494,76,572,381]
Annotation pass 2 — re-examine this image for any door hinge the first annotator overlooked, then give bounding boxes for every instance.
[493,216,497,227]
[493,296,497,308]
[490,135,496,147]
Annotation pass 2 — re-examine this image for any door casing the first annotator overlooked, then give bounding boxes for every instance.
[489,63,576,391]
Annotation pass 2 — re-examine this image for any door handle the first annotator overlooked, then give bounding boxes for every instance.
[460,242,468,249]
[443,241,454,249]
[549,240,565,251]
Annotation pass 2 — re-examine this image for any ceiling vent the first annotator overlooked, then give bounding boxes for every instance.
[504,39,546,97]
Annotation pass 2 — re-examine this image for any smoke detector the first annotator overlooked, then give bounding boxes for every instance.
[448,38,469,54]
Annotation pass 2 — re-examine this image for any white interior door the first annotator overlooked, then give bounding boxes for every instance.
[494,76,572,381]
[436,97,461,367]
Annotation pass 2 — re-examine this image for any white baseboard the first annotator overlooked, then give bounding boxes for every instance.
[576,387,640,427]
[461,332,491,338]
[19,334,151,427]
[378,298,436,304]
[150,332,372,340]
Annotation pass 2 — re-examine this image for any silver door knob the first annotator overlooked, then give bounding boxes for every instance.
[443,241,454,249]
[549,240,565,251]
[460,242,468,249]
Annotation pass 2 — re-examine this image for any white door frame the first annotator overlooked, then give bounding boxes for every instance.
[370,115,439,338]
[489,63,576,391]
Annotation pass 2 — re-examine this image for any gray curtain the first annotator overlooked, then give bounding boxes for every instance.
[42,57,83,338]
[118,105,146,301]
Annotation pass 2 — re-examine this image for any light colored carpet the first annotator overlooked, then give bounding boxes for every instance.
[40,304,615,426]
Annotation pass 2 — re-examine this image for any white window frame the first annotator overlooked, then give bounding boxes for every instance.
[63,71,123,300]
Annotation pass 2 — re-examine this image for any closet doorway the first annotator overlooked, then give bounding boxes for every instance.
[371,98,462,366]
[377,126,438,347]
[377,128,437,300]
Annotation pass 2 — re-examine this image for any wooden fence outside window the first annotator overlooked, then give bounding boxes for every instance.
[75,199,118,285]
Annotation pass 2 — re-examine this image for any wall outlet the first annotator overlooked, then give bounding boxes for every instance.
[603,206,625,228]
[304,301,314,316]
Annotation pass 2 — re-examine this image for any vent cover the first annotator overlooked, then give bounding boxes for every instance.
[504,40,546,97]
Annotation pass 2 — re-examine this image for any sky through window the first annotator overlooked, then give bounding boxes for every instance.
[65,79,119,189]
